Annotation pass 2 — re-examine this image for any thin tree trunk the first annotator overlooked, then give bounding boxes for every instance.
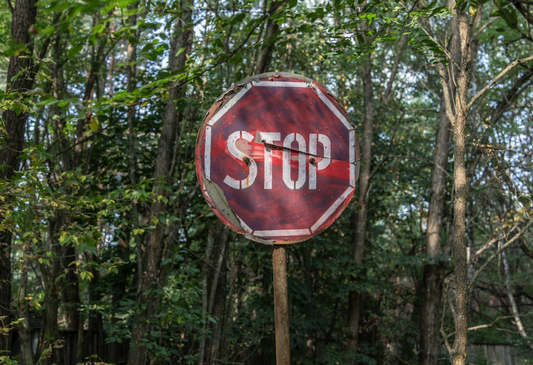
[87,250,105,359]
[449,65,470,365]
[37,218,62,365]
[199,221,230,365]
[127,2,193,363]
[501,243,533,352]
[73,26,107,167]
[17,244,34,365]
[256,0,283,73]
[0,0,38,352]
[249,0,268,74]
[61,246,80,332]
[61,244,82,362]
[418,13,461,357]
[449,7,477,363]
[208,227,230,363]
[198,225,216,365]
[418,101,450,365]
[436,3,477,363]
[347,53,374,353]
[127,2,139,188]
[383,35,407,103]
[127,1,142,317]
[219,255,239,361]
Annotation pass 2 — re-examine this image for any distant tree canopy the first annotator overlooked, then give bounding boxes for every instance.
[0,0,532,364]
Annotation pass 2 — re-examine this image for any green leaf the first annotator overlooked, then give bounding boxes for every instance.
[68,44,84,59]
[38,258,50,267]
[80,271,94,282]
[89,116,99,132]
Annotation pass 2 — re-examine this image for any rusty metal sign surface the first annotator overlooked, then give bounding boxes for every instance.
[195,72,359,244]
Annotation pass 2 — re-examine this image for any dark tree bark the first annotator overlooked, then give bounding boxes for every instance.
[249,0,268,74]
[256,0,284,73]
[347,53,374,353]
[449,9,476,365]
[61,246,81,333]
[37,218,63,365]
[436,6,476,364]
[206,223,230,364]
[73,30,107,168]
[418,9,461,361]
[382,35,408,103]
[127,2,139,190]
[16,245,34,365]
[418,102,450,365]
[86,251,105,359]
[0,0,38,353]
[127,2,194,363]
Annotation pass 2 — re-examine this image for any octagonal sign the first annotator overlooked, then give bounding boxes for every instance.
[195,72,359,244]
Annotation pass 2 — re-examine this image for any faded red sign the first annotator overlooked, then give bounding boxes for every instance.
[195,72,359,244]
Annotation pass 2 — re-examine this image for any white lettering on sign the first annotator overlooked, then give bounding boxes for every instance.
[309,133,331,189]
[283,133,307,190]
[224,131,331,190]
[224,131,257,189]
[261,132,281,189]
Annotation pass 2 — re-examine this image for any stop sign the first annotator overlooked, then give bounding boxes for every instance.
[195,73,359,244]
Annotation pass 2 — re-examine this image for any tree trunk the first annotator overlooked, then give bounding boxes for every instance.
[17,245,34,365]
[207,226,230,363]
[37,218,62,365]
[198,221,230,365]
[382,35,407,103]
[198,223,217,365]
[435,3,477,363]
[256,0,283,73]
[219,257,239,361]
[449,10,474,365]
[501,243,533,352]
[0,0,38,352]
[127,2,193,363]
[419,18,460,356]
[418,103,450,365]
[61,246,80,332]
[124,6,141,362]
[73,33,107,168]
[347,54,374,353]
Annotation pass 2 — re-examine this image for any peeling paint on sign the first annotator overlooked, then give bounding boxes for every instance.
[195,72,360,244]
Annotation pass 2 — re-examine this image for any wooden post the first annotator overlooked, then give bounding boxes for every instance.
[273,245,290,365]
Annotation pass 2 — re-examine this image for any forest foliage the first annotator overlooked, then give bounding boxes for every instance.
[0,0,533,364]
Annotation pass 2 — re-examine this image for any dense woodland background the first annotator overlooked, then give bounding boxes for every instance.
[1,0,533,364]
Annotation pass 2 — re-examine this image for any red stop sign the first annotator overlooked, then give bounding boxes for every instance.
[195,73,359,244]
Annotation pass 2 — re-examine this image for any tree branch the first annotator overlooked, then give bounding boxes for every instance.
[474,18,497,38]
[467,55,533,109]
[471,236,499,264]
[469,220,533,290]
[520,241,533,260]
[438,64,457,126]
[383,35,408,103]
[440,280,453,355]
[502,243,533,352]
[510,0,533,25]
[369,111,404,181]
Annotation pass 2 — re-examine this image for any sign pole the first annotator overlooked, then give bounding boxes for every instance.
[273,245,290,365]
